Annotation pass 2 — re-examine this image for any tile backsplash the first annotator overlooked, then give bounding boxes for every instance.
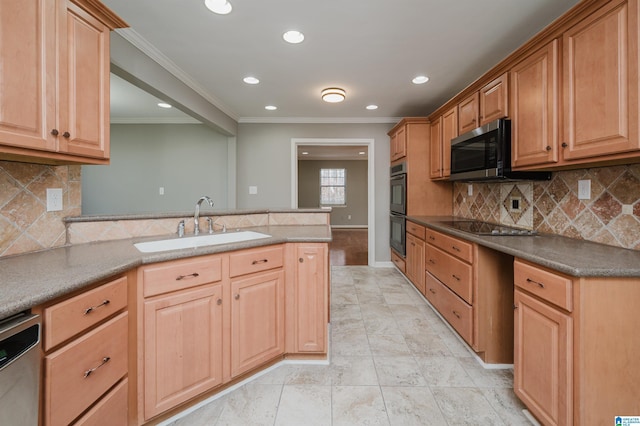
[454,164,640,250]
[0,161,81,257]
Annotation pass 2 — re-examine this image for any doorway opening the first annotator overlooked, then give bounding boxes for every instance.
[291,138,375,266]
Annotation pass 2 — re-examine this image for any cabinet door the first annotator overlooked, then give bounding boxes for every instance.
[429,117,443,179]
[405,233,425,294]
[511,40,560,168]
[480,73,509,125]
[458,92,479,134]
[441,107,458,177]
[562,0,639,161]
[58,1,110,159]
[514,289,572,426]
[391,125,407,161]
[0,0,57,152]
[143,285,224,420]
[294,244,328,353]
[231,270,285,377]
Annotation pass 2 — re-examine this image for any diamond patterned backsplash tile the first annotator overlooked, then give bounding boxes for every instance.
[0,161,81,257]
[453,164,640,250]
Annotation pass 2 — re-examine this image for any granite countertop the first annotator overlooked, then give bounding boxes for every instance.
[408,216,640,278]
[0,225,331,319]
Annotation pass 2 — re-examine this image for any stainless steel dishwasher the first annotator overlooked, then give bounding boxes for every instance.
[0,313,41,426]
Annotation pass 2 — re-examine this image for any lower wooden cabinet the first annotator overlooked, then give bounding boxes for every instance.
[405,233,425,294]
[74,378,128,426]
[514,289,572,426]
[143,284,224,420]
[230,269,285,377]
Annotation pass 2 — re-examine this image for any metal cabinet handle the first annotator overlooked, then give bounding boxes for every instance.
[452,245,461,252]
[176,272,199,281]
[429,288,436,294]
[452,274,461,281]
[452,310,461,319]
[561,142,568,148]
[84,356,110,378]
[546,145,552,151]
[429,236,435,241]
[84,300,110,315]
[217,299,222,305]
[62,131,70,138]
[299,258,304,263]
[526,278,545,288]
[252,259,268,265]
[51,129,59,136]
[234,294,240,300]
[428,259,436,265]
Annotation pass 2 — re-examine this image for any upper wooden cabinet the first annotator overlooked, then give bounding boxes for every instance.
[429,107,457,180]
[389,124,407,162]
[0,0,126,165]
[561,0,639,162]
[429,117,443,179]
[479,73,509,125]
[511,40,560,169]
[458,92,479,134]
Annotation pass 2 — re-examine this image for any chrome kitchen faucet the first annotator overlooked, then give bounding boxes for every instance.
[194,196,214,235]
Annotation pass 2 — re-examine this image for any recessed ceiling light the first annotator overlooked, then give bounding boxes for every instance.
[283,30,304,44]
[204,0,232,14]
[243,76,260,85]
[265,105,277,110]
[302,151,309,155]
[412,75,429,84]
[359,151,366,155]
[366,104,378,110]
[321,88,346,103]
[157,102,172,109]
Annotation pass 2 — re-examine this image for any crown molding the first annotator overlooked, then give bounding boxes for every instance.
[110,116,201,124]
[237,116,402,124]
[115,28,239,121]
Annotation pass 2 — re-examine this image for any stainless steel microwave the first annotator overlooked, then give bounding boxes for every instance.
[449,118,551,182]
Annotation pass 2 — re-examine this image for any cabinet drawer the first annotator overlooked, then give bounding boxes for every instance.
[230,245,283,277]
[426,245,473,304]
[426,228,473,263]
[406,221,426,240]
[391,250,406,273]
[514,259,573,311]
[425,273,473,345]
[44,276,127,350]
[74,378,128,426]
[142,255,223,297]
[45,312,128,426]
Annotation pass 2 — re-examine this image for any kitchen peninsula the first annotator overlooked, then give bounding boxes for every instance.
[0,209,331,425]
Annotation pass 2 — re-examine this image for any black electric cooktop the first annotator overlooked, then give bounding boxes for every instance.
[437,220,538,236]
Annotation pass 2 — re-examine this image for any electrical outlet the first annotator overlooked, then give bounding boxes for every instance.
[249,186,258,195]
[578,179,591,200]
[46,188,63,212]
[159,187,165,195]
[467,184,473,196]
[347,215,352,220]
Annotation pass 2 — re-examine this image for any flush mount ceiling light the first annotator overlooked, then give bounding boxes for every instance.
[321,88,346,103]
[157,102,172,108]
[366,104,378,110]
[283,30,304,44]
[412,75,429,84]
[265,105,277,110]
[204,0,232,15]
[243,76,260,84]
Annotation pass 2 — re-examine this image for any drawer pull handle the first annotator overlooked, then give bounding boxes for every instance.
[452,310,461,319]
[176,272,200,281]
[234,294,240,300]
[428,259,436,264]
[84,300,110,315]
[84,356,110,378]
[252,259,268,265]
[217,298,222,305]
[452,245,461,252]
[429,288,436,294]
[526,278,545,288]
[452,274,461,281]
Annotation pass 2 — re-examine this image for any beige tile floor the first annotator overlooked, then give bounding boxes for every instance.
[168,266,532,426]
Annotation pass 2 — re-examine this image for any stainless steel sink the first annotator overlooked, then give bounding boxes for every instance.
[134,231,271,253]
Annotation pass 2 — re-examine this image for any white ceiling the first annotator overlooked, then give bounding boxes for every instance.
[104,0,581,123]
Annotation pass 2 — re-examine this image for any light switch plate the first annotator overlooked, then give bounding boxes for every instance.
[249,186,258,195]
[46,188,63,212]
[578,179,591,200]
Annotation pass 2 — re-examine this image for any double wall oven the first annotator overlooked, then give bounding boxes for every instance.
[390,163,407,256]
